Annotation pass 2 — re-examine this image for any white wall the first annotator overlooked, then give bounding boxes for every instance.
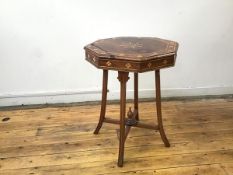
[0,0,233,106]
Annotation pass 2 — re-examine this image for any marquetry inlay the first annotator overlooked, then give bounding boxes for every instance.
[106,61,112,66]
[166,41,177,53]
[147,62,152,68]
[125,63,132,69]
[84,37,178,73]
[118,53,125,56]
[120,42,143,49]
[137,55,143,58]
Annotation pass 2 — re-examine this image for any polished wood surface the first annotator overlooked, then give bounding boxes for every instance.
[84,37,178,72]
[85,37,178,61]
[0,98,232,174]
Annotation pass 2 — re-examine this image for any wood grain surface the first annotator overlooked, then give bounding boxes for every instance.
[0,98,232,175]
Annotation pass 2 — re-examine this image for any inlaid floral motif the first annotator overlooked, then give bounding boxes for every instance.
[120,42,143,49]
[166,41,176,53]
[106,61,112,66]
[147,62,152,68]
[136,55,143,58]
[125,63,132,69]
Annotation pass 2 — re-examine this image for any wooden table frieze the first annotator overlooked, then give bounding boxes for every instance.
[84,37,179,167]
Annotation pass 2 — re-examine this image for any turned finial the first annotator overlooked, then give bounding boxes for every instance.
[127,107,133,118]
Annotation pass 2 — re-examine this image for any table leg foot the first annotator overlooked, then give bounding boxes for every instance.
[118,159,124,167]
[93,124,102,135]
[159,128,170,147]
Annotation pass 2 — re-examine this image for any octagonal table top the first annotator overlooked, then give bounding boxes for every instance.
[84,37,179,73]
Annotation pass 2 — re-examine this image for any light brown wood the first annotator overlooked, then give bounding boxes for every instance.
[222,163,233,175]
[0,98,232,174]
[109,164,227,175]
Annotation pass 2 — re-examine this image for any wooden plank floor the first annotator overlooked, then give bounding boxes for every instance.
[0,98,232,175]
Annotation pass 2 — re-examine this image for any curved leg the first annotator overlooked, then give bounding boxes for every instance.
[134,73,139,120]
[94,70,108,134]
[155,70,170,147]
[117,71,129,167]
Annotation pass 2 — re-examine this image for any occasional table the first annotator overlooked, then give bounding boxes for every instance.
[84,37,179,167]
